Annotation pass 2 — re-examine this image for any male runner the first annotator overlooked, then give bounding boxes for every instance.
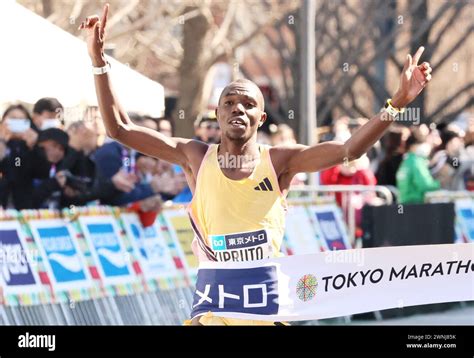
[80,4,432,325]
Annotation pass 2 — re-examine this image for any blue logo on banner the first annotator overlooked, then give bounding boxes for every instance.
[459,208,474,241]
[87,223,130,277]
[0,229,36,286]
[130,223,166,266]
[315,211,347,250]
[38,226,86,283]
[191,266,279,317]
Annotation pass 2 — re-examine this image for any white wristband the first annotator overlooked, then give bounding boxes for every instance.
[92,62,111,75]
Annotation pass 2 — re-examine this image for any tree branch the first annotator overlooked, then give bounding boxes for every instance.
[429,82,474,122]
[432,24,474,69]
[210,0,237,51]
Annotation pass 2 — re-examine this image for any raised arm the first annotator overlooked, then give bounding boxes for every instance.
[79,4,207,168]
[274,46,432,178]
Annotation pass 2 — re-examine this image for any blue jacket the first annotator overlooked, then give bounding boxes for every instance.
[92,141,154,206]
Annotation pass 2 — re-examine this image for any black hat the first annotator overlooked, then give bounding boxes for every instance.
[38,128,69,149]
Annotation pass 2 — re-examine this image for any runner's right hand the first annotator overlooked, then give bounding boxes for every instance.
[78,3,109,66]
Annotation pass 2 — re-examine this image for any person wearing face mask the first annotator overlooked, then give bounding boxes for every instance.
[0,104,37,209]
[396,134,440,204]
[429,130,463,190]
[32,97,63,131]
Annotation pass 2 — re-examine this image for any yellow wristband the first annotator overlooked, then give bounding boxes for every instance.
[385,99,405,113]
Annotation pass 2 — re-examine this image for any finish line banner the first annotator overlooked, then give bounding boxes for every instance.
[191,243,474,321]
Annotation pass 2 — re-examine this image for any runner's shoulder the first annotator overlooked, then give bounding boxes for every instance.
[174,138,209,169]
[269,144,307,176]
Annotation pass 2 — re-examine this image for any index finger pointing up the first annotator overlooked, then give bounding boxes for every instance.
[412,46,425,66]
[101,3,109,32]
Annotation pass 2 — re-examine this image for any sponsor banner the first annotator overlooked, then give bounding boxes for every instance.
[308,204,351,251]
[455,199,474,242]
[28,219,92,292]
[121,213,177,281]
[283,205,322,255]
[78,216,135,286]
[161,209,199,277]
[0,221,42,296]
[192,243,474,321]
[209,229,271,262]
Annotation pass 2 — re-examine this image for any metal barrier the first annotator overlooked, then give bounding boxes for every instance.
[289,185,395,246]
[1,287,194,325]
[425,190,474,203]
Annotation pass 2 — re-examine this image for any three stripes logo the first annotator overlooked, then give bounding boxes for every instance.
[254,177,273,191]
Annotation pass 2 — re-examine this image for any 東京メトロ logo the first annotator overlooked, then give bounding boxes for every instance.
[296,274,318,302]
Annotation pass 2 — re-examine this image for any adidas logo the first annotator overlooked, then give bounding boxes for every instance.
[254,177,273,191]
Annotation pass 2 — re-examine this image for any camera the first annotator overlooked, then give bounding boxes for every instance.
[62,170,92,193]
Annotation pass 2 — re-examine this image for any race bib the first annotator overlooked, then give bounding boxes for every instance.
[209,229,272,262]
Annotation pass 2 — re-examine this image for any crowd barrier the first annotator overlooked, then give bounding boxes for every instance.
[0,197,472,325]
[289,185,395,245]
[0,202,351,325]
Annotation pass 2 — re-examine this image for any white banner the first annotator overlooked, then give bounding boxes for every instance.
[191,243,474,321]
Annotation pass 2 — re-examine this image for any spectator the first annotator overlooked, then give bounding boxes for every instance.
[376,127,408,186]
[270,123,297,146]
[31,128,71,209]
[332,116,351,142]
[430,130,463,189]
[67,120,100,156]
[151,118,190,202]
[194,111,220,144]
[32,97,63,130]
[141,115,159,131]
[321,154,379,235]
[461,127,474,191]
[59,120,118,207]
[157,118,173,137]
[271,124,307,186]
[396,134,440,204]
[84,106,107,147]
[92,140,162,209]
[0,104,38,209]
[129,112,160,132]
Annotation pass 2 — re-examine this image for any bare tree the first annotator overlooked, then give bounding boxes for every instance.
[317,0,473,126]
[173,1,299,137]
[19,0,298,136]
[240,0,473,142]
[19,0,473,139]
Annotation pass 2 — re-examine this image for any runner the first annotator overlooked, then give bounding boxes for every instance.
[79,4,432,325]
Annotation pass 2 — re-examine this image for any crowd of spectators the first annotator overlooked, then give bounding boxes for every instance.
[1,97,473,223]
[0,98,219,225]
[319,114,474,205]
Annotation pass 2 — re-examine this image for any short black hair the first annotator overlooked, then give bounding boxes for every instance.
[33,97,63,115]
[127,112,143,123]
[405,134,424,149]
[38,128,69,149]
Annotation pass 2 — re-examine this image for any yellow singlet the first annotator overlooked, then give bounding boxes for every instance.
[187,143,287,263]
